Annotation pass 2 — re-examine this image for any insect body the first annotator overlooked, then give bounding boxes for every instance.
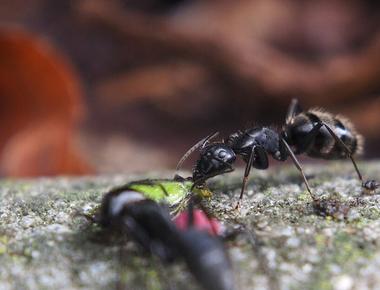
[99,189,179,260]
[176,227,234,290]
[93,182,234,290]
[283,107,362,159]
[282,99,378,191]
[178,127,309,207]
[103,178,212,214]
[177,99,378,206]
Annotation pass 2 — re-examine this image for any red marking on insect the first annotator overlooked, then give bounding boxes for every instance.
[174,209,222,236]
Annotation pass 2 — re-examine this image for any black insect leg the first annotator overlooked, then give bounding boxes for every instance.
[321,123,363,182]
[285,98,302,125]
[281,138,317,201]
[176,131,219,171]
[235,146,257,209]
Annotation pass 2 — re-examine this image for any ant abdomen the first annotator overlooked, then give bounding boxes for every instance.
[287,108,363,160]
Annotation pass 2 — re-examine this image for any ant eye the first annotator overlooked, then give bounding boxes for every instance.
[218,151,227,158]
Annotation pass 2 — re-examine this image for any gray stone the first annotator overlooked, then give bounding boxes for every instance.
[1,161,380,290]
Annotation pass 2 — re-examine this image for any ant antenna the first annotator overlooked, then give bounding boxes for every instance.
[176,132,219,171]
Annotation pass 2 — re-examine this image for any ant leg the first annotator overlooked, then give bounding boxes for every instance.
[321,123,363,182]
[235,146,257,209]
[236,146,268,208]
[176,131,219,171]
[285,98,302,125]
[281,138,317,201]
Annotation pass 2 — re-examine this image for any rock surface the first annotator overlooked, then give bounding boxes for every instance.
[1,161,380,290]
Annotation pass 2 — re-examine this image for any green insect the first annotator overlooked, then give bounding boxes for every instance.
[106,178,212,214]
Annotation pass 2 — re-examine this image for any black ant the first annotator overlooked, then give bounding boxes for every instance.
[177,99,379,207]
[87,183,235,290]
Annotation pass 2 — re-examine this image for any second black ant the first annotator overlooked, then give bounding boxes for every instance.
[177,99,379,208]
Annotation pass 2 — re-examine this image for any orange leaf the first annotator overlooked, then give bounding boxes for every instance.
[0,28,92,176]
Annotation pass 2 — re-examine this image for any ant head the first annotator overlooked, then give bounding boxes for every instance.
[193,143,236,182]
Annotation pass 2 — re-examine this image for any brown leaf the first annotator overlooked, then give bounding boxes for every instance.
[0,28,92,176]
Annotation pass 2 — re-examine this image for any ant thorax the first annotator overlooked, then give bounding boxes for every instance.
[227,127,281,159]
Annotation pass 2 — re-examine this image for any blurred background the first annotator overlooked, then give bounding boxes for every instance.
[0,0,380,177]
